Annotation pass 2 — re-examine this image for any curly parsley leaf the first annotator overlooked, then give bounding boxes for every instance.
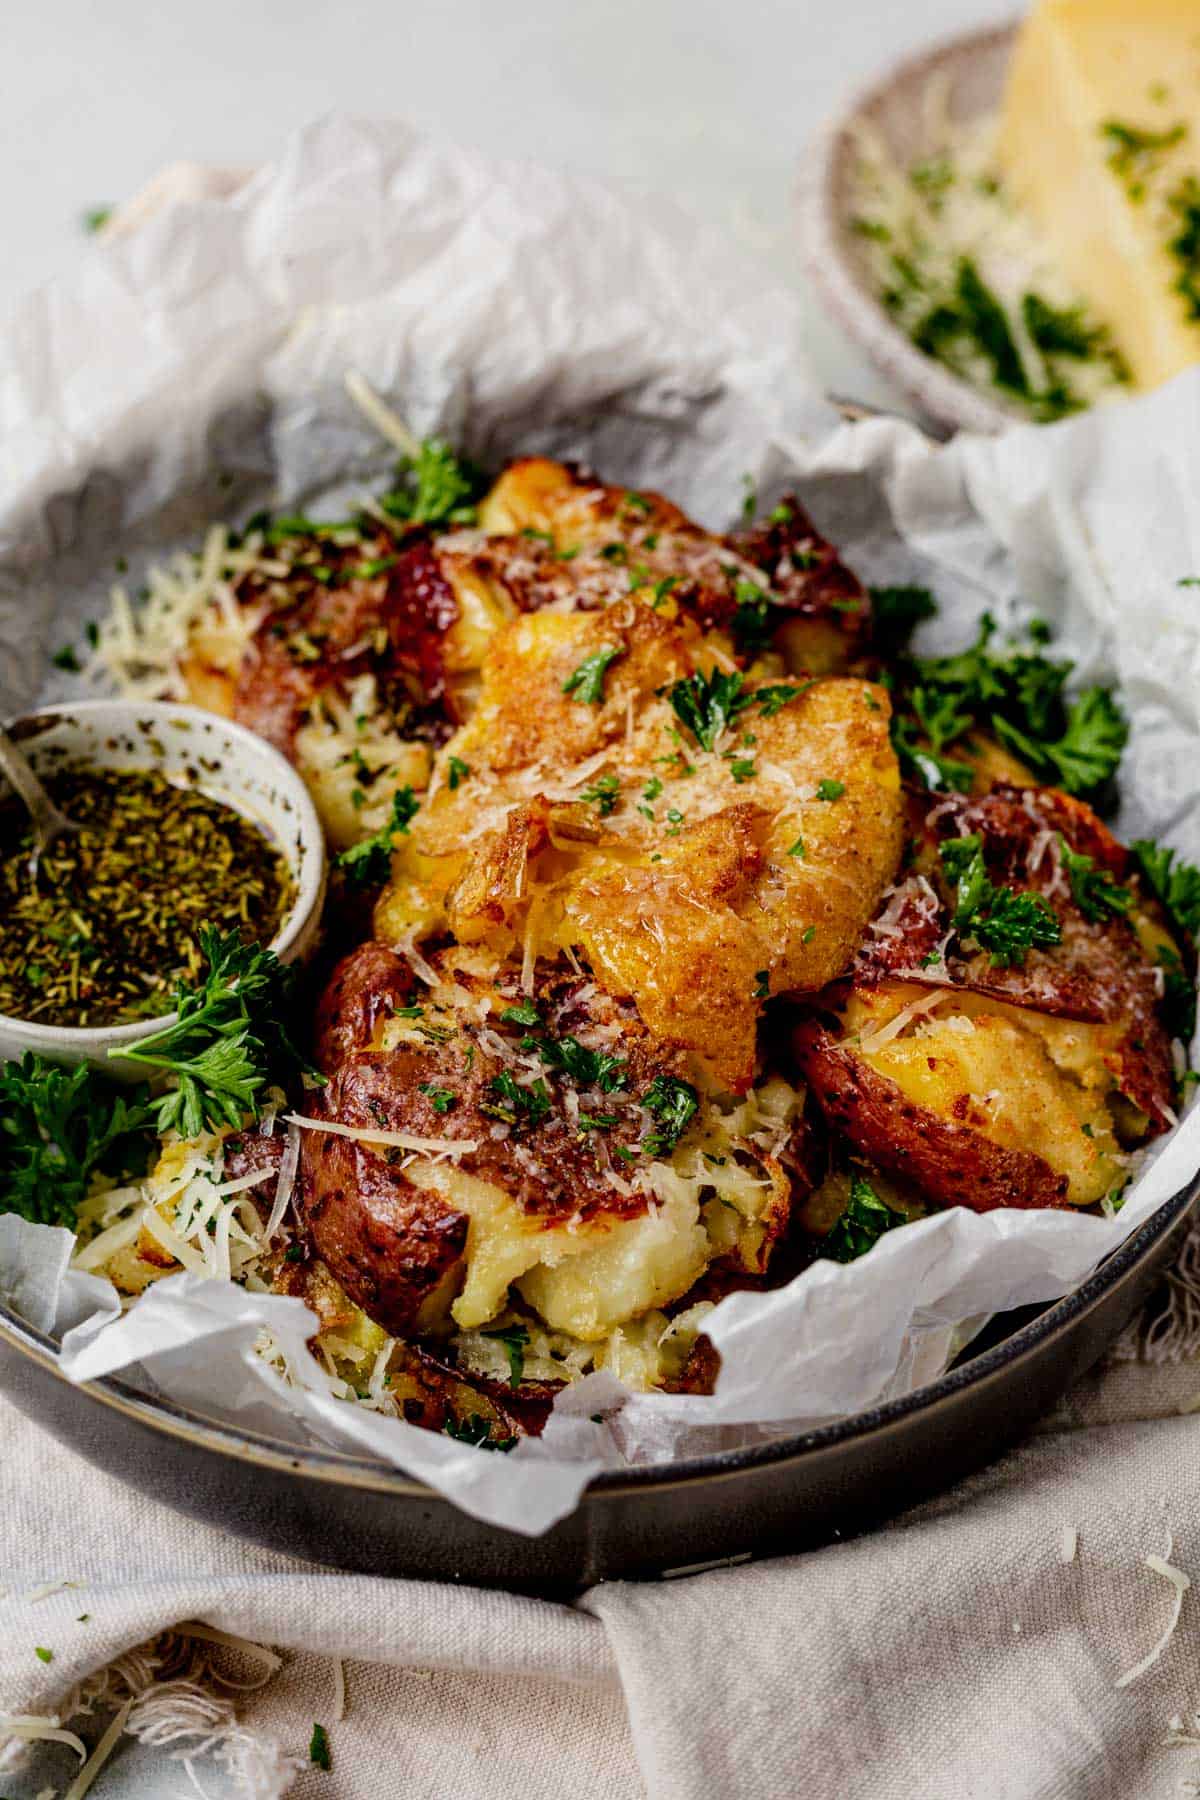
[1132,839,1200,941]
[823,1173,907,1263]
[868,584,937,658]
[994,687,1128,798]
[754,682,813,718]
[641,1075,699,1157]
[1058,841,1133,922]
[939,835,1062,967]
[665,668,751,751]
[379,438,485,528]
[485,1071,552,1130]
[115,927,318,1138]
[536,1035,628,1092]
[335,786,419,888]
[309,1724,332,1771]
[0,1055,155,1228]
[563,645,622,705]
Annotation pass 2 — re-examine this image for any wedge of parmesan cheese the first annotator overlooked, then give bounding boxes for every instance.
[998,0,1200,391]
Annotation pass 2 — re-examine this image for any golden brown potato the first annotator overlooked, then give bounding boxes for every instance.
[376,601,903,1089]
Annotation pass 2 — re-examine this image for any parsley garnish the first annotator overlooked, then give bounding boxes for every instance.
[537,1036,627,1092]
[379,438,484,528]
[1059,841,1133,922]
[563,644,622,705]
[486,1071,551,1128]
[483,1323,529,1389]
[52,644,82,672]
[0,1055,154,1227]
[868,584,937,657]
[501,1002,541,1027]
[755,683,811,717]
[823,1173,906,1263]
[731,580,774,654]
[939,835,1061,967]
[34,1646,53,1664]
[418,1084,457,1114]
[786,837,806,859]
[815,779,845,802]
[1133,839,1200,939]
[443,1414,516,1451]
[665,668,751,751]
[641,1075,699,1157]
[581,774,620,816]
[753,968,771,999]
[730,758,757,783]
[115,927,317,1137]
[309,1724,332,1770]
[335,787,419,888]
[447,755,470,790]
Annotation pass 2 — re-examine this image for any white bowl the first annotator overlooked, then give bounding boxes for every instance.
[798,22,1020,437]
[0,701,326,1076]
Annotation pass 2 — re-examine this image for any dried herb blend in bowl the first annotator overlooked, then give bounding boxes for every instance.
[0,766,294,1027]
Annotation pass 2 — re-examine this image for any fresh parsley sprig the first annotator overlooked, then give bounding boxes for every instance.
[378,438,484,528]
[0,1055,155,1228]
[1132,840,1200,941]
[1059,841,1133,923]
[641,1075,699,1158]
[115,927,316,1138]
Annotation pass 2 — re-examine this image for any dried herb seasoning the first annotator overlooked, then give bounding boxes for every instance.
[0,767,294,1028]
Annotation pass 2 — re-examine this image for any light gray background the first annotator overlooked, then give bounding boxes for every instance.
[3,0,1009,402]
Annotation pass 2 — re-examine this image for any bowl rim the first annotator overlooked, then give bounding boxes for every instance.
[0,698,326,1046]
[1,1173,1193,1503]
[796,17,1024,438]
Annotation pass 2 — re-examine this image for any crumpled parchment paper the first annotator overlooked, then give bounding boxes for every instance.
[1,115,1198,1534]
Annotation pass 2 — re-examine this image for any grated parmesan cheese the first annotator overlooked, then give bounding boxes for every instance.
[1115,1534,1191,1690]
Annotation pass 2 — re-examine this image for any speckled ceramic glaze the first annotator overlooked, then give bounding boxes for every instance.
[0,700,326,1073]
[799,23,1020,437]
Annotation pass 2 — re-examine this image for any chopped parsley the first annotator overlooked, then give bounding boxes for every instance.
[731,580,774,654]
[786,837,806,859]
[1059,841,1133,923]
[939,835,1062,967]
[563,644,622,705]
[34,1646,53,1664]
[1132,839,1200,939]
[641,1075,699,1157]
[82,205,112,234]
[51,644,82,672]
[581,774,620,816]
[755,683,811,717]
[1166,175,1200,323]
[642,776,663,803]
[823,1173,907,1263]
[753,968,771,999]
[418,1084,457,1114]
[500,1002,541,1027]
[868,584,937,658]
[447,755,470,791]
[536,1035,627,1092]
[729,758,757,784]
[815,779,845,802]
[482,1323,529,1389]
[1101,118,1187,200]
[485,1071,552,1129]
[335,786,419,887]
[309,1723,332,1770]
[443,1414,516,1451]
[665,669,751,751]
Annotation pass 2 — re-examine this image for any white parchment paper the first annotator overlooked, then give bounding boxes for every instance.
[1,116,1198,1534]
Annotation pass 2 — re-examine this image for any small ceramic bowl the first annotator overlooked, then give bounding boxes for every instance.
[0,701,326,1076]
[798,22,1019,437]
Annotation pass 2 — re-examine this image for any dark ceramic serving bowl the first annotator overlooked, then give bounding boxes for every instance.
[1,1178,1194,1595]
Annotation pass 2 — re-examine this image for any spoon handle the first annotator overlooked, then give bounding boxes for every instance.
[0,721,74,841]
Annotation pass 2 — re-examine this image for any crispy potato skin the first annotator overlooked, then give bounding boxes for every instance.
[858,783,1181,1132]
[299,1105,470,1336]
[314,940,415,1070]
[795,1024,1071,1212]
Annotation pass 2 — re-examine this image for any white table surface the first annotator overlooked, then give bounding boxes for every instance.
[4,0,1008,406]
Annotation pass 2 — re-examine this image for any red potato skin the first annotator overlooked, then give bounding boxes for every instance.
[794,1025,1072,1213]
[299,1103,469,1337]
[313,940,415,1071]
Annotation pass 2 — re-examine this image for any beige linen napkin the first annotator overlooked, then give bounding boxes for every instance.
[7,1321,1200,1800]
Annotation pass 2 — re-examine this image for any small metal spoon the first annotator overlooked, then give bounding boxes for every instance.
[0,721,80,875]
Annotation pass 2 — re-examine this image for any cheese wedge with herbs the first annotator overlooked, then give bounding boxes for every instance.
[998,0,1200,391]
